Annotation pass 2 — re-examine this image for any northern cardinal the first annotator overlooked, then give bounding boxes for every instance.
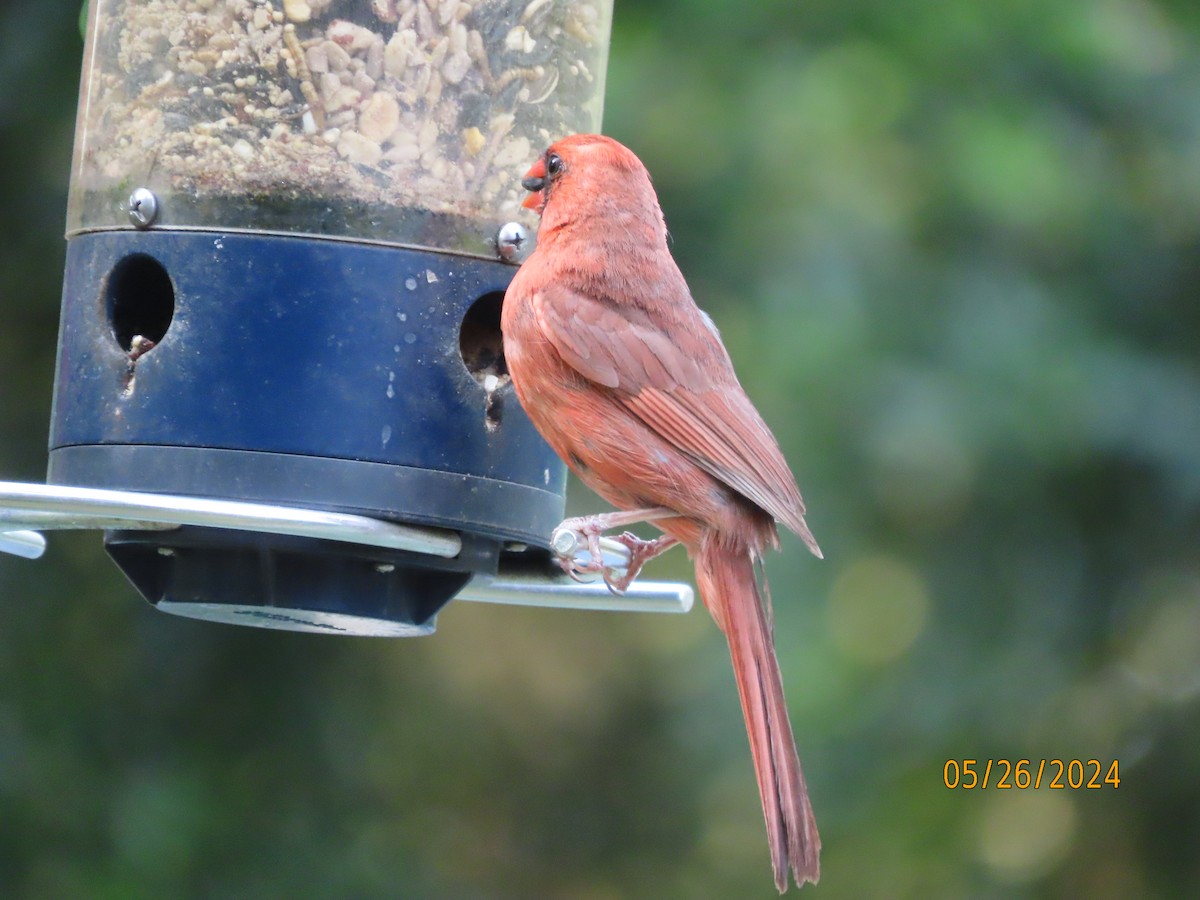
[501,134,822,891]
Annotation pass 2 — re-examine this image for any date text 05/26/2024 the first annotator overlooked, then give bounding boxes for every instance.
[943,759,1120,790]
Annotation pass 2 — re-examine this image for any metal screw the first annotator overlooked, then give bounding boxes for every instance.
[496,222,529,263]
[128,188,159,228]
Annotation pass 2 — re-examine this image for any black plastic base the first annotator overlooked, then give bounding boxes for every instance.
[105,526,486,636]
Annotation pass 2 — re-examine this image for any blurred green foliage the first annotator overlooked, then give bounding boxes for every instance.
[2,0,1199,897]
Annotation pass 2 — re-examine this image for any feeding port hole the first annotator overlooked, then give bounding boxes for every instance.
[459,291,510,431]
[105,253,174,354]
[459,291,507,385]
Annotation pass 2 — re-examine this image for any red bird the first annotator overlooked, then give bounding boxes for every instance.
[501,134,822,891]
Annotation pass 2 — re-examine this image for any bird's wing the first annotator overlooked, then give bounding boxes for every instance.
[531,284,819,554]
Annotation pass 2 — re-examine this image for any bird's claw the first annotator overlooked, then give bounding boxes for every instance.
[560,554,606,585]
[604,531,677,593]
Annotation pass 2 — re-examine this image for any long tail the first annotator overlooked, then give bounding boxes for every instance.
[696,534,820,891]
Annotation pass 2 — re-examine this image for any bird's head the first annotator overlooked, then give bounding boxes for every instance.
[518,134,660,236]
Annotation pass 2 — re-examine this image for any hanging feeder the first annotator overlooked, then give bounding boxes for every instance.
[0,0,692,633]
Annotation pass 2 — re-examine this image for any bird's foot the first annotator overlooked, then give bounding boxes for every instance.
[550,508,679,592]
[550,519,608,584]
[603,532,679,593]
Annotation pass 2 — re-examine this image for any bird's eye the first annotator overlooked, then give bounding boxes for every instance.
[546,153,564,177]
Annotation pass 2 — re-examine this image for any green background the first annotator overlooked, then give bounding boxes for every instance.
[2,1,1199,896]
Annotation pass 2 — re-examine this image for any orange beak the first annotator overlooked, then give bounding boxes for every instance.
[520,158,547,211]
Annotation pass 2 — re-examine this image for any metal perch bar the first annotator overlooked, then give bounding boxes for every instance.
[0,530,46,560]
[0,481,462,558]
[458,569,693,614]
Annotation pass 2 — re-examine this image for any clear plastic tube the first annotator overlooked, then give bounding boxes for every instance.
[67,0,612,256]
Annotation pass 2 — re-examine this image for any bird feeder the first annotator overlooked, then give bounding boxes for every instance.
[0,0,692,633]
